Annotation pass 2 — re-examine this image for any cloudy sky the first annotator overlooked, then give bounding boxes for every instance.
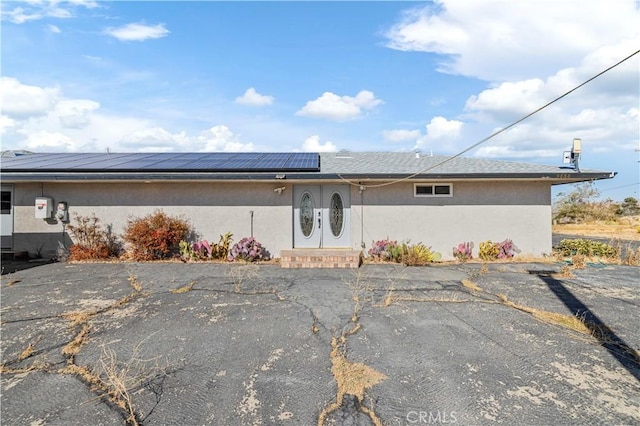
[1,0,638,199]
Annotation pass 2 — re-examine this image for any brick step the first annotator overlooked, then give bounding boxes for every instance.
[280,249,363,269]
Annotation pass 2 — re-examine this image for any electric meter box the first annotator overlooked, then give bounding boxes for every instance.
[35,197,53,219]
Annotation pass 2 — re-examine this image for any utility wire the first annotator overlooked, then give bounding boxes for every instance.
[339,48,640,189]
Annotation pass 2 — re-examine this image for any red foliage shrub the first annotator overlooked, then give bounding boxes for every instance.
[66,213,121,261]
[123,210,191,260]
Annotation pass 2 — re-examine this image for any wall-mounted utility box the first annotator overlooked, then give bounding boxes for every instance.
[35,197,53,219]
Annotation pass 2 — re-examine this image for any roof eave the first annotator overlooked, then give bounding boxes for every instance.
[0,170,616,183]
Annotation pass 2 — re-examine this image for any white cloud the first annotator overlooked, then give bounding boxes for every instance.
[22,130,78,151]
[382,129,421,143]
[48,24,61,33]
[296,90,383,121]
[299,135,337,152]
[0,76,257,153]
[385,0,639,82]
[55,99,100,128]
[196,125,254,152]
[0,115,17,135]
[464,38,639,157]
[104,23,170,42]
[120,128,190,152]
[235,88,274,106]
[2,1,98,24]
[414,116,463,150]
[425,116,463,139]
[1,77,60,118]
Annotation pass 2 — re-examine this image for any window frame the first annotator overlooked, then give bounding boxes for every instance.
[413,183,453,198]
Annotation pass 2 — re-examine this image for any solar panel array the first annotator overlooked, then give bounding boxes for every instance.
[0,152,320,172]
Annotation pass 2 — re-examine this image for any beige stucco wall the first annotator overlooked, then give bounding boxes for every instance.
[11,181,293,258]
[9,180,552,260]
[349,181,552,259]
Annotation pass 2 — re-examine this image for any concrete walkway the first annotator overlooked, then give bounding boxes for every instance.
[1,261,639,425]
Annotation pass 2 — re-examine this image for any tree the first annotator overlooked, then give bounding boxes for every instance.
[617,197,640,217]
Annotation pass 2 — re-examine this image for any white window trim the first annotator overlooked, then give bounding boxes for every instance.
[414,183,453,198]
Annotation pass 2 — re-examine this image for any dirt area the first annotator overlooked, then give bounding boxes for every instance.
[1,262,639,425]
[553,216,640,241]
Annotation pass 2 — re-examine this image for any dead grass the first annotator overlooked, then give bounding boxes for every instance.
[496,293,593,336]
[18,336,42,361]
[227,264,261,292]
[461,279,483,292]
[62,324,91,359]
[553,217,640,241]
[317,337,386,426]
[171,280,196,294]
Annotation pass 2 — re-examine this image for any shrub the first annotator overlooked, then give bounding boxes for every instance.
[453,242,474,262]
[478,241,500,261]
[66,213,121,260]
[211,232,233,259]
[369,239,441,265]
[227,237,267,262]
[402,243,442,266]
[123,210,192,260]
[554,239,619,258]
[180,232,234,261]
[497,239,520,259]
[368,238,399,262]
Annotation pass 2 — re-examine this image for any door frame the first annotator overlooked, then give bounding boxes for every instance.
[1,184,14,250]
[293,184,351,249]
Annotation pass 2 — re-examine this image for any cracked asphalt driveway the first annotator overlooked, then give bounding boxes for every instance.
[1,261,639,425]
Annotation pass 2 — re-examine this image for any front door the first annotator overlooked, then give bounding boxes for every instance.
[1,184,14,250]
[293,185,350,248]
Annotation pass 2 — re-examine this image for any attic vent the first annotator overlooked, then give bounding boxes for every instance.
[335,150,352,159]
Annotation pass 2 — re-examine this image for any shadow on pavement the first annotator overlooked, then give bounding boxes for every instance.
[1,260,55,275]
[529,270,640,382]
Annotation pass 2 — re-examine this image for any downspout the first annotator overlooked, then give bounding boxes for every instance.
[359,185,366,249]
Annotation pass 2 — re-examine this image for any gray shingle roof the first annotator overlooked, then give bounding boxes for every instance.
[0,151,615,183]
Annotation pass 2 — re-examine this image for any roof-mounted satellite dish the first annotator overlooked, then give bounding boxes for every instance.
[562,138,582,172]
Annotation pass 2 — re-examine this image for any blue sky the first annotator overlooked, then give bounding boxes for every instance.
[1,0,638,200]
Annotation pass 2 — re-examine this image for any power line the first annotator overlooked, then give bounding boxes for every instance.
[339,48,640,189]
[599,182,640,193]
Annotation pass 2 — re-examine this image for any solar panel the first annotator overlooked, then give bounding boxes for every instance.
[0,152,321,173]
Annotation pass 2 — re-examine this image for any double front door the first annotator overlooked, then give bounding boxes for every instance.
[293,185,350,248]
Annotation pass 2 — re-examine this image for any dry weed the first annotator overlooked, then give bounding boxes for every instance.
[128,275,142,293]
[227,264,261,292]
[62,324,91,358]
[18,343,36,361]
[317,337,386,426]
[497,294,592,336]
[171,281,196,294]
[461,279,483,292]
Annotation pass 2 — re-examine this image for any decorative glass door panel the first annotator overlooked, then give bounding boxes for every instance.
[293,185,350,248]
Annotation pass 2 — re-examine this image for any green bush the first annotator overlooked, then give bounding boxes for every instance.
[123,210,192,260]
[554,239,619,258]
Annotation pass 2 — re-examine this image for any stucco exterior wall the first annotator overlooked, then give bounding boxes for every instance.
[9,180,552,260]
[349,181,552,259]
[11,182,293,258]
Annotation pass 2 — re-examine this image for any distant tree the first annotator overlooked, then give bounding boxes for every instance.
[616,197,640,217]
[553,182,617,223]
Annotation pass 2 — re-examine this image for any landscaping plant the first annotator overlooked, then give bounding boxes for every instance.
[227,237,267,262]
[478,240,500,261]
[453,241,474,262]
[123,210,192,260]
[554,238,619,258]
[66,213,121,260]
[368,238,399,262]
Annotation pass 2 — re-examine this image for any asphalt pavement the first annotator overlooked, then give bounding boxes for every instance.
[1,260,639,425]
